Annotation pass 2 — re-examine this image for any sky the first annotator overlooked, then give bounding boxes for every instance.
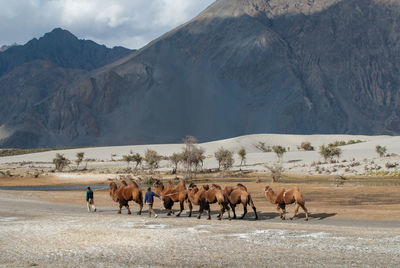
[0,0,215,49]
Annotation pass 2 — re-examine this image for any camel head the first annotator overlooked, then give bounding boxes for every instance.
[120,180,128,187]
[187,183,198,191]
[264,185,270,192]
[211,184,222,190]
[109,182,119,202]
[202,184,210,191]
[153,180,164,193]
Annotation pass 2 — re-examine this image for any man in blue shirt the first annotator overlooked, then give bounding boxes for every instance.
[86,187,96,212]
[144,187,160,218]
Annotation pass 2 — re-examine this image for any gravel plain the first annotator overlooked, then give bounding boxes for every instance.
[1,193,399,268]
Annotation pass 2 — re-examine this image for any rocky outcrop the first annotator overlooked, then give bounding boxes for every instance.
[1,0,400,148]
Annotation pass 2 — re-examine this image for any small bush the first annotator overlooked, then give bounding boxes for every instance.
[300,141,314,151]
[385,162,398,169]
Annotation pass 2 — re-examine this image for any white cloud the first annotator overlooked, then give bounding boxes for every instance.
[0,0,215,49]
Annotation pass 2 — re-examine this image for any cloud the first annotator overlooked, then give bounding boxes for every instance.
[0,0,215,49]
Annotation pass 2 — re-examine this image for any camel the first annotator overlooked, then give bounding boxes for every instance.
[203,184,231,220]
[153,180,188,216]
[187,183,208,219]
[224,183,258,220]
[264,185,309,221]
[109,180,143,215]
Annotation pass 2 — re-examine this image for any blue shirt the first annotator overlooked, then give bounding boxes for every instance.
[86,190,93,201]
[144,191,159,204]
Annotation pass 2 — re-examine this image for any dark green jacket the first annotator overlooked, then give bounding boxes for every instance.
[86,190,93,201]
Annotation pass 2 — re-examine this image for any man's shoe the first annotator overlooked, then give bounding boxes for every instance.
[155,214,158,218]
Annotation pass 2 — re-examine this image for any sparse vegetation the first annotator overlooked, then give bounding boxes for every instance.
[144,149,162,173]
[299,141,314,151]
[272,145,286,161]
[181,136,205,177]
[169,152,183,173]
[132,153,143,171]
[122,154,134,167]
[238,148,246,167]
[376,145,387,157]
[52,153,70,171]
[214,147,234,171]
[255,142,271,152]
[265,163,284,182]
[75,152,84,169]
[319,145,342,161]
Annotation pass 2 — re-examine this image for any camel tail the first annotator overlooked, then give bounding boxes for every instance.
[247,194,255,208]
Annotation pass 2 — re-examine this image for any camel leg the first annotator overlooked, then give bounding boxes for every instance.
[290,203,300,220]
[197,203,203,219]
[231,204,237,219]
[137,202,143,215]
[188,201,193,217]
[167,209,172,216]
[127,204,131,215]
[276,205,283,219]
[217,204,224,220]
[281,208,286,220]
[300,204,309,221]
[225,203,231,220]
[118,204,122,214]
[240,203,247,219]
[176,201,184,217]
[207,206,211,220]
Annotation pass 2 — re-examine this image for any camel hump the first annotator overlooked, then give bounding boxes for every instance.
[236,183,247,191]
[129,180,139,188]
[202,184,210,190]
[212,184,222,190]
[120,180,128,186]
[293,186,300,191]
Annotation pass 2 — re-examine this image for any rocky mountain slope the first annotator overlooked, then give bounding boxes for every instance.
[1,0,400,148]
[0,29,133,147]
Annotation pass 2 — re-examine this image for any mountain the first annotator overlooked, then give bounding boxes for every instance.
[1,0,400,148]
[0,28,134,147]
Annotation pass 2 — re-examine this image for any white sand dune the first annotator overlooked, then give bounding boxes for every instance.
[1,134,399,176]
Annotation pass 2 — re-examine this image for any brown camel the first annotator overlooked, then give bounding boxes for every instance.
[224,183,258,220]
[264,185,309,221]
[187,183,208,219]
[153,180,188,216]
[203,184,231,220]
[109,180,143,215]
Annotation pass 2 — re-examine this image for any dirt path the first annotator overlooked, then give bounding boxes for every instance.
[0,191,399,267]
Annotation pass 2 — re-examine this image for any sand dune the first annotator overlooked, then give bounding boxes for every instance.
[1,134,399,176]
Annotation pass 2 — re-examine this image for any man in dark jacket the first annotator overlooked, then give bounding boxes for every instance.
[86,187,96,212]
[144,187,160,218]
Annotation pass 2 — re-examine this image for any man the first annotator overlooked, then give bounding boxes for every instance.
[144,187,160,218]
[86,187,96,212]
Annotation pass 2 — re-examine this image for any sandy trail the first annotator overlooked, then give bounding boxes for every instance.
[0,192,399,267]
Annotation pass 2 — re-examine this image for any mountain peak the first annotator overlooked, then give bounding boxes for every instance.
[42,28,78,41]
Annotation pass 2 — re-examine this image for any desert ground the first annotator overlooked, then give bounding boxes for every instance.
[0,134,400,267]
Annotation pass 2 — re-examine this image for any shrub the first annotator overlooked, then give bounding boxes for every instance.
[255,142,271,152]
[132,153,143,170]
[144,149,162,173]
[272,145,286,161]
[238,148,247,167]
[75,152,84,169]
[122,154,134,167]
[52,154,70,171]
[319,145,342,161]
[385,162,398,169]
[214,147,234,171]
[376,145,387,157]
[300,141,314,151]
[265,163,284,182]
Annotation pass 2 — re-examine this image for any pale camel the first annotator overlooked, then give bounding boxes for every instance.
[264,185,309,221]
